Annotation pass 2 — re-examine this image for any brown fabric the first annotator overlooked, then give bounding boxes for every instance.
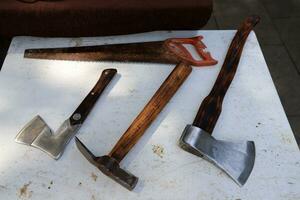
[0,0,212,37]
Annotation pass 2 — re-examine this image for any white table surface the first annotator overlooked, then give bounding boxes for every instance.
[0,31,299,200]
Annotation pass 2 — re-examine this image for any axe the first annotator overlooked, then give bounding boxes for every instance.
[15,68,117,159]
[75,63,192,190]
[179,15,260,186]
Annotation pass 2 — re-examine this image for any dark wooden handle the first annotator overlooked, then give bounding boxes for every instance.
[109,63,192,162]
[70,68,117,125]
[192,15,260,133]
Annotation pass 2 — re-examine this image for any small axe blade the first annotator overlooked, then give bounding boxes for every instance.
[15,69,117,159]
[76,63,192,190]
[179,15,260,186]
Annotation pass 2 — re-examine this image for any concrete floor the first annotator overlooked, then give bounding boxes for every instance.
[0,0,299,146]
[202,0,300,146]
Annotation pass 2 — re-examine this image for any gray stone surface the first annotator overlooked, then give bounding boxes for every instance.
[274,18,300,46]
[274,18,300,72]
[285,44,300,73]
[213,0,281,45]
[262,45,300,116]
[288,116,300,147]
[202,15,219,30]
[261,0,300,18]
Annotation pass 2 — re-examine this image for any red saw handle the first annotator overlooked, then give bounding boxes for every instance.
[164,36,218,67]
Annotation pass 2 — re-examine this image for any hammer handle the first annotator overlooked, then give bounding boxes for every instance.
[192,15,260,133]
[70,68,117,125]
[109,63,192,162]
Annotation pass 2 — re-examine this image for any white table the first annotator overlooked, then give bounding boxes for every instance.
[0,31,299,200]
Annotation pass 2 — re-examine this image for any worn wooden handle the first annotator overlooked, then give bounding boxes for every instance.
[70,68,117,125]
[192,15,260,133]
[109,63,192,162]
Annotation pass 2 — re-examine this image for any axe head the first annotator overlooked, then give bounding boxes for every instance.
[15,115,50,145]
[179,125,255,186]
[15,115,80,159]
[75,137,138,190]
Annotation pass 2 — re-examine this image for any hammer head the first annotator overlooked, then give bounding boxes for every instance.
[179,125,255,186]
[75,137,138,190]
[15,115,80,159]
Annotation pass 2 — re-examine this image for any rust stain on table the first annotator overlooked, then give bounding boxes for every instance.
[18,181,32,198]
[91,173,98,181]
[152,144,165,158]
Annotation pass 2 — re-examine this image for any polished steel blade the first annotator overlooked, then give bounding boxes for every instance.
[179,125,255,186]
[31,119,80,159]
[16,116,80,159]
[15,115,49,145]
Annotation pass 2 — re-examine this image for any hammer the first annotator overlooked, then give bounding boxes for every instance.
[179,16,260,186]
[75,62,192,190]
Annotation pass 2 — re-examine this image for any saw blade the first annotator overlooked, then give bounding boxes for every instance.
[24,41,180,64]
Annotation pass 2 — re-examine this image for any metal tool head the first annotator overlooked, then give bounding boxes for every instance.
[179,125,255,186]
[15,115,49,145]
[75,137,138,190]
[15,115,80,159]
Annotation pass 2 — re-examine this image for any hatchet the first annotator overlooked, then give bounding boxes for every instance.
[75,62,192,190]
[179,15,260,186]
[15,68,117,159]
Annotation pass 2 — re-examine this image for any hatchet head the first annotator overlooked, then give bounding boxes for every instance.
[15,68,117,159]
[15,115,80,159]
[75,137,138,190]
[179,125,255,186]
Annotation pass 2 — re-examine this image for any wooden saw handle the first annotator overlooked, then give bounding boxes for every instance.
[109,63,192,162]
[70,68,117,125]
[192,15,260,133]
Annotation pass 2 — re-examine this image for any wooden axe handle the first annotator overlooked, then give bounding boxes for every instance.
[192,15,260,133]
[109,63,192,162]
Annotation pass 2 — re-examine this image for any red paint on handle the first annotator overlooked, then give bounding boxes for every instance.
[164,36,218,67]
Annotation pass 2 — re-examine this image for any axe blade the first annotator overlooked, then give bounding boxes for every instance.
[15,115,50,145]
[179,125,255,186]
[15,115,80,159]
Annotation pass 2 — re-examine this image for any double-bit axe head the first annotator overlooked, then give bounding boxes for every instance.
[75,137,138,190]
[179,125,255,186]
[15,115,80,159]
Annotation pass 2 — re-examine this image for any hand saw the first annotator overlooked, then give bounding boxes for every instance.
[24,36,217,66]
